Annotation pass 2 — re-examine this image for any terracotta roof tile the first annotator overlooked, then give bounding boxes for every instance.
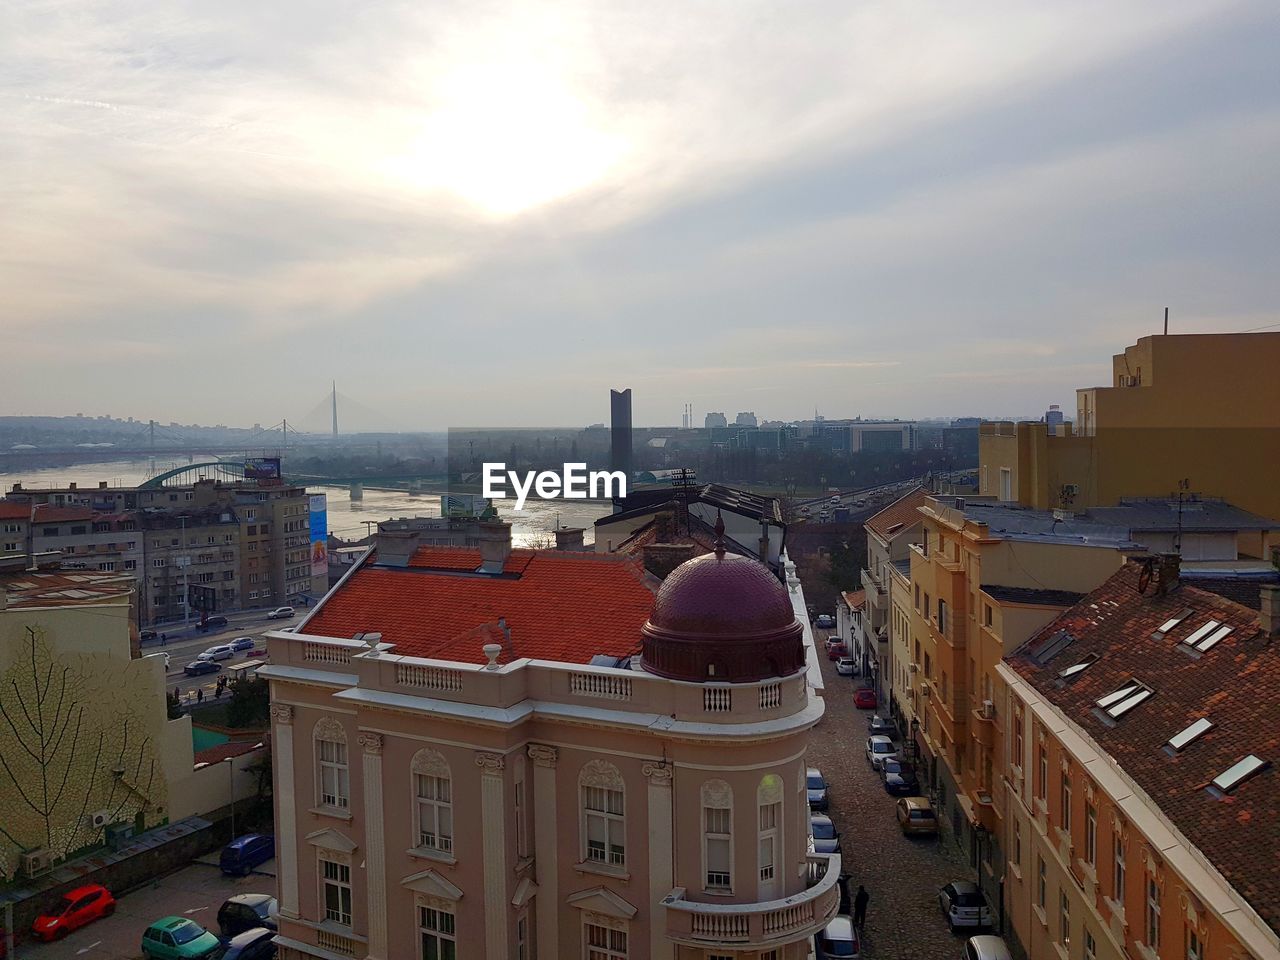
[302,546,657,666]
[842,590,866,611]
[864,486,930,540]
[0,501,32,520]
[1008,562,1280,934]
[193,740,263,766]
[32,504,96,523]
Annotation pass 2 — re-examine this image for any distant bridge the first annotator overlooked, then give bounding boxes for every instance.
[138,461,449,500]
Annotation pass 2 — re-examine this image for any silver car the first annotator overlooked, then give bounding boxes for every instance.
[865,735,898,770]
[815,915,861,958]
[197,644,235,661]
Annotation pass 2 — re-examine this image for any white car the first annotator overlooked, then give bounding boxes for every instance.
[197,644,235,661]
[963,936,1013,960]
[940,881,993,931]
[865,735,898,770]
[815,914,861,958]
[268,606,295,620]
[836,657,855,676]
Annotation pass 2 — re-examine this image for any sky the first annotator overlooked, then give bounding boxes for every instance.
[3,0,1280,430]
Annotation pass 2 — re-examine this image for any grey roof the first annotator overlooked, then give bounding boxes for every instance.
[1180,570,1280,610]
[1088,498,1280,532]
[981,584,1084,608]
[935,498,1140,548]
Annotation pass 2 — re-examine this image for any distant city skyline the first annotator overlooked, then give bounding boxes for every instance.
[5,1,1279,426]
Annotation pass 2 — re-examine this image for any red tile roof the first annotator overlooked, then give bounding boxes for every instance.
[302,547,657,666]
[864,486,930,540]
[1008,562,1280,934]
[842,589,866,611]
[194,740,263,766]
[32,504,95,523]
[0,501,32,520]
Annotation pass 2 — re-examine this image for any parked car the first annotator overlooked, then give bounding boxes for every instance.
[198,616,229,631]
[267,606,295,620]
[835,657,855,676]
[184,659,222,677]
[229,636,256,652]
[140,629,157,641]
[197,645,234,662]
[939,881,993,931]
[217,892,278,935]
[881,759,921,796]
[865,735,898,770]
[220,835,276,877]
[814,614,836,629]
[853,687,877,709]
[141,917,221,959]
[208,927,277,960]
[806,767,829,810]
[31,884,115,941]
[814,914,861,958]
[896,796,938,835]
[963,935,1014,960]
[809,814,841,855]
[824,638,847,660]
[867,714,896,735]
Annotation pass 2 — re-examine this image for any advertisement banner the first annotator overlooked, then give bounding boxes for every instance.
[244,457,282,483]
[309,493,328,577]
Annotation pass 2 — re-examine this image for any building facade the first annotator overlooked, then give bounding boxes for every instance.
[262,525,838,960]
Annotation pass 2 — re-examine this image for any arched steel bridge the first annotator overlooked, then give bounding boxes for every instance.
[138,460,255,488]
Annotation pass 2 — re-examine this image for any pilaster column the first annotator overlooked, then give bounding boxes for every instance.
[269,703,300,918]
[358,733,387,960]
[643,761,675,960]
[476,752,508,959]
[528,744,559,958]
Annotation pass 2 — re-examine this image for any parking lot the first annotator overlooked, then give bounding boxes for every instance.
[14,859,275,960]
[809,628,974,960]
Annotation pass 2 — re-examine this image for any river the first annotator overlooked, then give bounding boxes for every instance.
[0,458,611,546]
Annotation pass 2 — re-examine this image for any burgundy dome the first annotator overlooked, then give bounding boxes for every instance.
[641,548,806,684]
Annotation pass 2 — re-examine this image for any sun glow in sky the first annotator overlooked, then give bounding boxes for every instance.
[380,60,627,216]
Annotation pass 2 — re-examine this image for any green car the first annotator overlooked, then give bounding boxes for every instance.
[142,917,222,958]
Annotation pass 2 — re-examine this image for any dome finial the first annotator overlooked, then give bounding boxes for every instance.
[714,510,726,558]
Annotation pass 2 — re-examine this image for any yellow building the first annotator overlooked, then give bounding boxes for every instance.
[979,332,1280,522]
[0,558,196,883]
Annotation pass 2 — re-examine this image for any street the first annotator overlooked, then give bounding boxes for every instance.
[15,859,275,960]
[808,627,974,960]
[142,607,294,705]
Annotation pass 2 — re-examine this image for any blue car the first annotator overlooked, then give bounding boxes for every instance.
[220,835,274,876]
[229,637,256,652]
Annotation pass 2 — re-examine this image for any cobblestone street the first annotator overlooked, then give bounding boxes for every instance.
[807,630,974,960]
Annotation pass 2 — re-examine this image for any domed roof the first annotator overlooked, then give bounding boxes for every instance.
[649,551,796,639]
[640,514,805,684]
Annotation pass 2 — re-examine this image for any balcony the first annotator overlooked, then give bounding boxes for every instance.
[970,702,996,748]
[663,853,841,949]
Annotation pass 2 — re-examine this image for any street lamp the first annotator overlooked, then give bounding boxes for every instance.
[910,717,920,763]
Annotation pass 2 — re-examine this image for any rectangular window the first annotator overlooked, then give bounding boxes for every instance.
[321,858,352,926]
[1059,890,1071,947]
[124,559,136,570]
[1145,876,1161,949]
[1085,804,1097,867]
[1186,926,1203,960]
[705,806,732,890]
[515,778,527,858]
[1037,743,1048,802]
[318,739,349,809]
[516,912,530,960]
[937,599,948,634]
[1013,818,1022,866]
[583,786,625,867]
[1113,835,1126,900]
[1060,768,1072,833]
[419,904,456,960]
[1037,856,1047,909]
[152,558,166,568]
[1084,930,1096,960]
[585,922,627,960]
[758,801,780,881]
[416,774,453,853]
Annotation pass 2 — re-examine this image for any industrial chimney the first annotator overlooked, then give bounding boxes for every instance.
[610,388,633,483]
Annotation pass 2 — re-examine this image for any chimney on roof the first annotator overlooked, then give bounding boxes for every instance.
[655,509,676,542]
[476,522,513,574]
[1155,552,1181,595]
[641,542,696,580]
[69,482,76,491]
[554,527,585,551]
[376,529,421,567]
[99,481,108,489]
[1260,585,1280,639]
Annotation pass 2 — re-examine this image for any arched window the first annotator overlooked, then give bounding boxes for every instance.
[579,760,626,868]
[757,775,783,895]
[411,748,453,856]
[313,717,349,810]
[702,779,733,891]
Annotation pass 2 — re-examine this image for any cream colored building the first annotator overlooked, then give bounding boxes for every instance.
[262,524,837,960]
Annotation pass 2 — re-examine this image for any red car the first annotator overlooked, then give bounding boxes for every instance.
[824,639,847,660]
[31,884,115,941]
[854,687,878,709]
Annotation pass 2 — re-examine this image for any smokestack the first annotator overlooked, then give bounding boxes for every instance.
[554,527,585,551]
[1155,552,1181,596]
[1260,585,1280,638]
[610,388,633,483]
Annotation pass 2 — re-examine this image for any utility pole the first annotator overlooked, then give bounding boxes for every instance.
[179,516,190,627]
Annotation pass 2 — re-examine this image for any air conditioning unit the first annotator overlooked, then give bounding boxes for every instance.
[981,699,995,719]
[1062,483,1079,496]
[920,681,931,695]
[89,809,111,829]
[21,848,53,879]
[908,663,919,673]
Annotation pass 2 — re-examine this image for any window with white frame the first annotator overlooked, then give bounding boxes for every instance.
[703,779,733,891]
[1145,875,1161,949]
[1085,803,1097,867]
[412,749,453,854]
[584,920,627,960]
[1084,929,1097,960]
[419,904,456,960]
[1113,834,1127,901]
[314,718,349,809]
[1185,926,1203,960]
[757,774,782,889]
[320,854,352,926]
[579,760,625,868]
[1060,765,1072,833]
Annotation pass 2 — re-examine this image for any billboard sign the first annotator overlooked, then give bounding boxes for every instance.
[441,493,490,518]
[244,457,282,484]
[309,493,328,577]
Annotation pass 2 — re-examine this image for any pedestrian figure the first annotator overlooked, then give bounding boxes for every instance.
[197,688,204,704]
[853,885,869,931]
[161,633,167,646]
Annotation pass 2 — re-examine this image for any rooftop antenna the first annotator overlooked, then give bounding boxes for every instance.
[1174,478,1191,554]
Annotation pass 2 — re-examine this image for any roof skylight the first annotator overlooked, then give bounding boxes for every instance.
[1030,629,1075,666]
[1058,654,1098,680]
[1096,680,1154,719]
[1153,608,1194,638]
[1181,620,1220,648]
[1167,717,1213,752]
[1210,755,1269,795]
[1193,625,1232,652]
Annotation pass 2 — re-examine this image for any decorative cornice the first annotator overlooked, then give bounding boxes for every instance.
[358,732,383,756]
[641,761,673,785]
[475,752,505,773]
[527,744,558,768]
[269,703,294,724]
